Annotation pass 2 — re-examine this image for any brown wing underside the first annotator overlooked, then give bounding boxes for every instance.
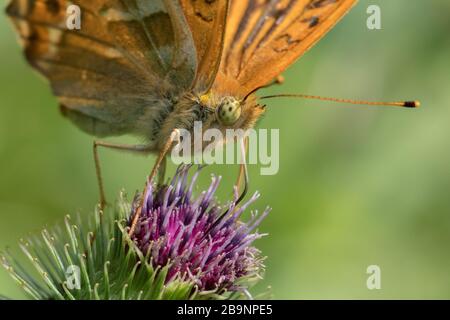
[218,0,357,94]
[6,0,198,137]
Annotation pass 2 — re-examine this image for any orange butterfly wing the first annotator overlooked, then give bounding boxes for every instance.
[218,0,357,93]
[180,0,230,92]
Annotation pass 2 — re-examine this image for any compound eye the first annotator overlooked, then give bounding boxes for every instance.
[217,97,241,126]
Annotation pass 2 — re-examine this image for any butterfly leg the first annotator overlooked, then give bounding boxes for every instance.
[128,129,180,236]
[202,137,249,239]
[93,140,154,210]
[157,156,167,187]
[235,136,249,205]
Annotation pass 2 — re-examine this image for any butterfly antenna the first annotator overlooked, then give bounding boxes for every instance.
[243,76,285,102]
[259,93,420,108]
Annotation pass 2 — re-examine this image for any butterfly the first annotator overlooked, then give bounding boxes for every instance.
[6,0,418,233]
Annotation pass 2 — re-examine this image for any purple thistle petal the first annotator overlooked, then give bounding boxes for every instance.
[129,165,269,292]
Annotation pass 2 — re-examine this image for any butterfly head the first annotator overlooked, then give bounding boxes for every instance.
[216,96,242,126]
[198,92,265,131]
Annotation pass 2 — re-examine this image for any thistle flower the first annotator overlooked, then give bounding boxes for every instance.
[131,165,271,294]
[1,165,270,300]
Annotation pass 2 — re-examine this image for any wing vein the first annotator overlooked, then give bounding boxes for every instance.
[9,13,157,83]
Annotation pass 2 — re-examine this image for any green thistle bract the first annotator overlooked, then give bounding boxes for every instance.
[1,166,269,300]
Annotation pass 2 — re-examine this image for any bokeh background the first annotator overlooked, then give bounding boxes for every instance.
[1,0,449,299]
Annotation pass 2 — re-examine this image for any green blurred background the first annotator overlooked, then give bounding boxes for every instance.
[1,0,449,299]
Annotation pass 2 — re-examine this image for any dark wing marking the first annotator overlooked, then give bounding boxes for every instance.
[219,0,357,92]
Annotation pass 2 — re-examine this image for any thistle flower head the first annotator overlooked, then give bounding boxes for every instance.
[131,165,271,293]
[1,165,270,300]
